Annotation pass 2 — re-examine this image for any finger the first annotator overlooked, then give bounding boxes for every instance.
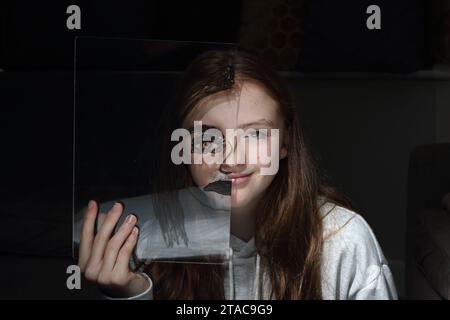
[101,214,137,273]
[78,200,98,271]
[88,202,124,268]
[113,226,139,275]
[96,212,107,232]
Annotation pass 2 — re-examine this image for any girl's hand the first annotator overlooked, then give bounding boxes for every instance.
[78,200,150,298]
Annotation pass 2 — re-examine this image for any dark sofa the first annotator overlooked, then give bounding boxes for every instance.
[406,143,450,299]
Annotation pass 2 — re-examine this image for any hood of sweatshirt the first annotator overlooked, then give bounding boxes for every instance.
[228,234,261,300]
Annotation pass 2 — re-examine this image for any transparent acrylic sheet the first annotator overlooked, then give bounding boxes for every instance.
[72,37,237,265]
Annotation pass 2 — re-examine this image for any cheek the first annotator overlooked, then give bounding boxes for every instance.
[248,169,276,193]
[257,172,276,188]
[247,136,281,170]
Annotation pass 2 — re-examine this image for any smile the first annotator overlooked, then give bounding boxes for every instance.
[228,172,253,187]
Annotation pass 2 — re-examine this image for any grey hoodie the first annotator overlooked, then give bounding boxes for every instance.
[73,190,398,300]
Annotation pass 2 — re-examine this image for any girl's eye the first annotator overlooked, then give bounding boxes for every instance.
[202,137,224,154]
[191,134,224,154]
[246,129,267,139]
[202,141,212,150]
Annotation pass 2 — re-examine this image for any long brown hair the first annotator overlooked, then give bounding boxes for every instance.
[141,48,353,300]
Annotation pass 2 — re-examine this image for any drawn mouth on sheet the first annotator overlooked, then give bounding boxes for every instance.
[203,179,231,196]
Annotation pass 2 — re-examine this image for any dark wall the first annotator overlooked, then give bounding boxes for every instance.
[0,1,243,70]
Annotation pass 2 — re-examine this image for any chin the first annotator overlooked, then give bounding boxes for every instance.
[231,189,258,209]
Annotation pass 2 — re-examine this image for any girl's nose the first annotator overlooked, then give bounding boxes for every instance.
[220,136,246,174]
[222,134,247,166]
[220,162,246,175]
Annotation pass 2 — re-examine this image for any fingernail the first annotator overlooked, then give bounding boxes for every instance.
[88,200,95,209]
[132,226,139,235]
[126,214,136,224]
[113,202,121,210]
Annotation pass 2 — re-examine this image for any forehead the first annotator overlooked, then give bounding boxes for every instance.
[185,81,281,130]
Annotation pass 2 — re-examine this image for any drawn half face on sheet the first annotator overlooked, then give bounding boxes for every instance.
[73,38,236,265]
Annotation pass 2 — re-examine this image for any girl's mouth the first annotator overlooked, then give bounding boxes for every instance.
[228,172,253,187]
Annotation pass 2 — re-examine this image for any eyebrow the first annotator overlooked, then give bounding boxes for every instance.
[237,119,275,129]
[186,119,275,132]
[187,124,220,133]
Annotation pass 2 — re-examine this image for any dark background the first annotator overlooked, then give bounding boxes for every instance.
[1,0,450,299]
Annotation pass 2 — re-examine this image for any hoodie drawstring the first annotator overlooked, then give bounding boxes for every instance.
[228,248,234,300]
[227,248,261,300]
[253,253,261,300]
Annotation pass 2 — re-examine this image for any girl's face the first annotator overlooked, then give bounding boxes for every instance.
[184,80,287,209]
